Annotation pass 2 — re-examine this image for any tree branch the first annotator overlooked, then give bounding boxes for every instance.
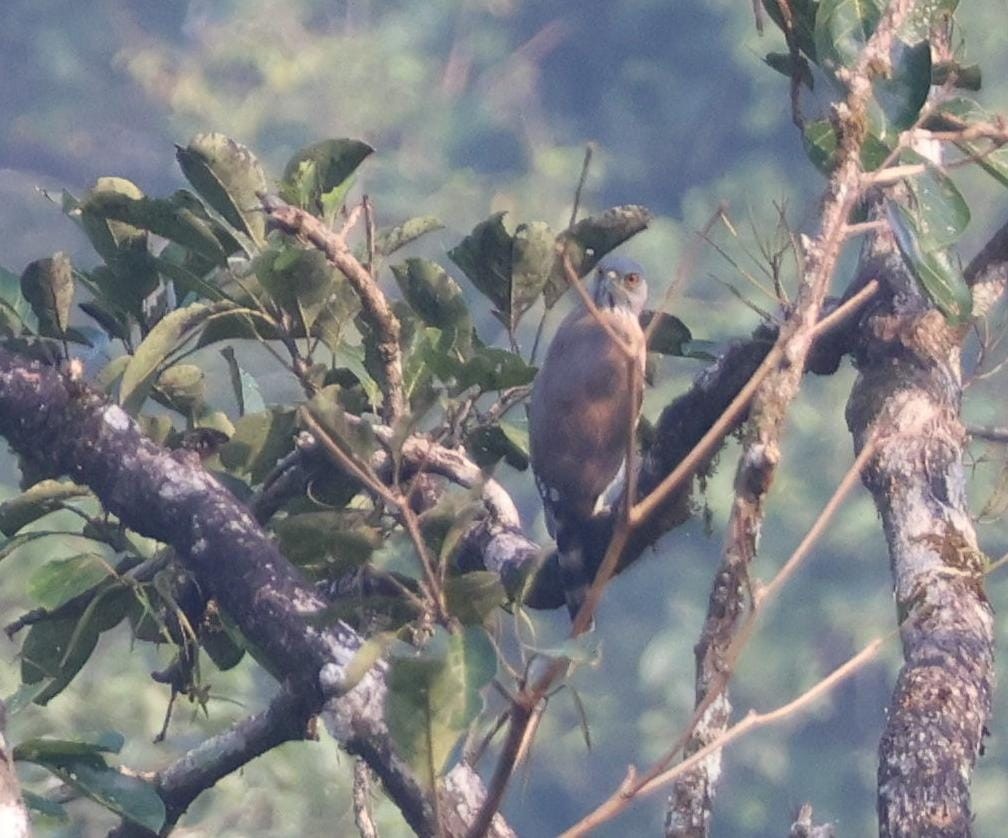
[260,195,406,422]
[109,690,312,837]
[846,217,995,835]
[666,2,914,830]
[0,348,510,837]
[0,702,29,838]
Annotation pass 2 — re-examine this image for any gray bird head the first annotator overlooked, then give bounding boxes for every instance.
[592,255,648,316]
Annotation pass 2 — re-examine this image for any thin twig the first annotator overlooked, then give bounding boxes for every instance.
[569,145,593,229]
[559,636,887,836]
[363,195,377,276]
[353,759,380,838]
[967,424,1008,443]
[642,204,726,348]
[631,276,879,528]
[584,431,883,821]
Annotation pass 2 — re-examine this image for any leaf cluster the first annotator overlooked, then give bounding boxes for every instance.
[762,0,1008,321]
[0,129,665,810]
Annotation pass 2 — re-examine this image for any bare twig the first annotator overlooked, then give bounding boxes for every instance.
[363,195,377,276]
[564,432,881,838]
[661,2,914,829]
[353,759,380,838]
[569,144,593,228]
[560,637,887,836]
[631,277,879,529]
[299,408,445,617]
[967,424,1008,444]
[642,203,726,348]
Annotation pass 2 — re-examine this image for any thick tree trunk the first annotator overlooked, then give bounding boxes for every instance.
[846,231,994,836]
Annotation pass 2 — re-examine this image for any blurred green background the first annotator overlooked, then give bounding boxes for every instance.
[2,1,1008,835]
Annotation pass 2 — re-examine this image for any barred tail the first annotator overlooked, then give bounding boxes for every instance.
[537,476,596,623]
[555,520,589,621]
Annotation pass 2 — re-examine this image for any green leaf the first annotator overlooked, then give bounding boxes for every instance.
[21,616,98,700]
[5,682,50,715]
[15,733,123,763]
[933,98,1008,190]
[28,553,112,610]
[20,585,132,704]
[370,530,424,582]
[386,626,496,785]
[0,480,91,536]
[219,347,265,416]
[901,0,958,42]
[274,511,380,568]
[445,572,506,625]
[375,216,445,256]
[22,790,68,822]
[439,502,483,567]
[255,241,344,333]
[311,280,362,351]
[886,201,973,325]
[546,205,652,307]
[871,37,931,138]
[280,139,374,217]
[151,252,229,303]
[815,0,944,136]
[457,347,536,392]
[415,494,478,560]
[391,258,473,353]
[510,221,555,328]
[119,301,231,414]
[901,151,970,250]
[79,298,130,342]
[331,344,381,410]
[465,423,530,471]
[195,306,282,348]
[218,407,297,483]
[80,191,230,268]
[18,752,165,833]
[201,620,245,671]
[0,264,30,335]
[814,0,883,71]
[761,0,818,60]
[802,119,891,173]
[94,355,131,395]
[78,177,148,266]
[641,311,693,355]
[304,386,376,463]
[931,60,981,91]
[763,52,814,89]
[176,133,268,245]
[499,419,530,459]
[448,213,513,315]
[154,364,206,415]
[334,633,397,696]
[20,253,74,336]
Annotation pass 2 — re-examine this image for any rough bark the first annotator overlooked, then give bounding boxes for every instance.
[0,347,512,838]
[846,227,995,837]
[0,703,29,838]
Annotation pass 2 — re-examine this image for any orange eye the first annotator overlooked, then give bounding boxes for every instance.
[624,273,641,288]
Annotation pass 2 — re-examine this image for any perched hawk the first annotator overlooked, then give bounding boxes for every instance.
[529,256,648,618]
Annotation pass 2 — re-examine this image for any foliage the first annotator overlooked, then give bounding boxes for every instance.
[0,120,667,827]
[1,1,1008,836]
